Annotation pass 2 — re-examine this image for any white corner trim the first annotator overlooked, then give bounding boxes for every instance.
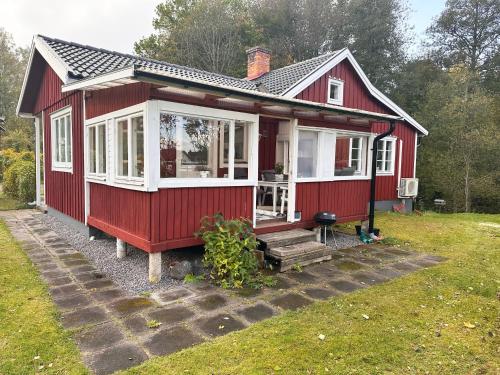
[282,49,428,136]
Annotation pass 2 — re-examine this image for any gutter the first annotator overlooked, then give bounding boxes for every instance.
[368,120,396,234]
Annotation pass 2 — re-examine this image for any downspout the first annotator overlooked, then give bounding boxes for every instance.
[368,119,396,234]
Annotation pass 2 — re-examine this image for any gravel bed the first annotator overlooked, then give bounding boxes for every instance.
[325,230,363,249]
[39,215,203,294]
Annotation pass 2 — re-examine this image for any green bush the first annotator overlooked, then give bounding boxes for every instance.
[0,149,20,182]
[197,213,258,288]
[3,159,36,203]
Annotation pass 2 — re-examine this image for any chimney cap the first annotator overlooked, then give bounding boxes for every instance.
[246,46,271,55]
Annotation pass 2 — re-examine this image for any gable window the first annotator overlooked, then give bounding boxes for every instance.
[376,138,395,174]
[327,78,344,106]
[87,123,106,177]
[116,114,144,180]
[50,107,72,172]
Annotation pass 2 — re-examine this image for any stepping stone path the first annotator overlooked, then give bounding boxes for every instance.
[0,210,447,374]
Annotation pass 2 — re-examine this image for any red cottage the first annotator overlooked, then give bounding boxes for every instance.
[17,36,427,282]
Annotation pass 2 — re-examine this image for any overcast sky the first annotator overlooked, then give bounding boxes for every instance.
[2,0,445,54]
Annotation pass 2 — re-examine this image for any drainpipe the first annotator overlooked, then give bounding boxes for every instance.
[368,120,396,234]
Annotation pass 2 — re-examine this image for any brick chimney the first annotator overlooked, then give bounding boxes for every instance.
[246,47,271,80]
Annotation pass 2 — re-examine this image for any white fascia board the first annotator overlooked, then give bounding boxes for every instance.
[61,66,136,92]
[16,35,72,116]
[282,49,428,136]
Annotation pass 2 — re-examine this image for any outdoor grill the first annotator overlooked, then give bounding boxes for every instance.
[314,212,338,247]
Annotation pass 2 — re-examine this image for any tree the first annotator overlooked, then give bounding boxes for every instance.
[135,0,255,77]
[0,29,32,151]
[416,67,499,213]
[427,0,500,72]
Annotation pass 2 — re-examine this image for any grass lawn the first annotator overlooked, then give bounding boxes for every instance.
[0,190,28,210]
[121,213,499,375]
[0,220,88,374]
[0,213,498,374]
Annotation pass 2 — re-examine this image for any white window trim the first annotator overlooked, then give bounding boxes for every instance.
[219,122,249,167]
[153,100,259,189]
[327,77,344,106]
[85,102,148,191]
[115,113,145,183]
[296,126,373,182]
[85,122,107,181]
[376,136,397,176]
[50,106,73,173]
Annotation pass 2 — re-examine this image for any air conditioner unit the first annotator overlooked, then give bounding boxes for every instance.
[399,178,419,198]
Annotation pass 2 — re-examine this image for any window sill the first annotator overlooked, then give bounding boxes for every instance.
[376,171,395,176]
[114,177,145,186]
[52,164,73,173]
[296,176,371,183]
[158,179,257,189]
[86,174,107,182]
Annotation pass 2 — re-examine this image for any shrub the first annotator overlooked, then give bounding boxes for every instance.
[197,213,258,288]
[0,148,21,182]
[3,159,36,203]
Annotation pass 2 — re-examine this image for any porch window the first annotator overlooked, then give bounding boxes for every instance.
[159,112,251,180]
[327,78,344,106]
[334,134,368,176]
[88,123,106,176]
[376,138,395,174]
[116,114,144,179]
[50,107,72,172]
[297,130,318,178]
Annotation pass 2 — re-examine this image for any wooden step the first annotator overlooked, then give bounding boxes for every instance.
[265,241,333,272]
[257,229,316,248]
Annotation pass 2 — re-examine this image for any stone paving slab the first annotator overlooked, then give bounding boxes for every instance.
[0,210,447,375]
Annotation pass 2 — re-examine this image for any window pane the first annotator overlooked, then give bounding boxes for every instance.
[330,84,338,100]
[233,121,250,179]
[297,130,317,178]
[98,125,106,174]
[320,132,336,177]
[160,113,228,179]
[89,127,96,173]
[66,114,72,163]
[335,135,366,176]
[117,119,128,176]
[59,117,66,163]
[131,116,144,178]
[54,119,60,162]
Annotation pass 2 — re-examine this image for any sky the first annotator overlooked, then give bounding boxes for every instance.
[2,0,445,54]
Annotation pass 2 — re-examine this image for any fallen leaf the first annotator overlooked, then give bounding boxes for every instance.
[219,325,225,330]
[318,334,325,340]
[362,314,370,320]
[33,356,40,360]
[464,322,476,329]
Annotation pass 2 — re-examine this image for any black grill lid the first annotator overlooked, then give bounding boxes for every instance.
[314,212,337,225]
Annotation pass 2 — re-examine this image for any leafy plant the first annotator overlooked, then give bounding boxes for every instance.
[3,159,36,203]
[184,273,205,283]
[146,320,162,329]
[274,163,284,174]
[292,263,303,272]
[197,213,258,289]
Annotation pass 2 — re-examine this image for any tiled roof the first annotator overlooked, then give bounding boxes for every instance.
[39,35,258,91]
[251,52,341,95]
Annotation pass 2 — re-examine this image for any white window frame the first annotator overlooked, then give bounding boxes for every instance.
[86,122,107,181]
[50,106,73,172]
[219,122,249,167]
[327,78,344,106]
[296,125,373,182]
[115,113,145,183]
[154,101,259,189]
[376,137,396,176]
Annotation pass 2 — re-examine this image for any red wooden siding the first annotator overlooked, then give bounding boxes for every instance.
[372,122,416,201]
[296,60,392,114]
[35,64,85,222]
[258,117,278,175]
[88,184,253,252]
[296,180,370,223]
[85,83,151,119]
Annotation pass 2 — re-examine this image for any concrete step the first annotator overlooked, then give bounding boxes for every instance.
[266,241,328,259]
[258,229,316,248]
